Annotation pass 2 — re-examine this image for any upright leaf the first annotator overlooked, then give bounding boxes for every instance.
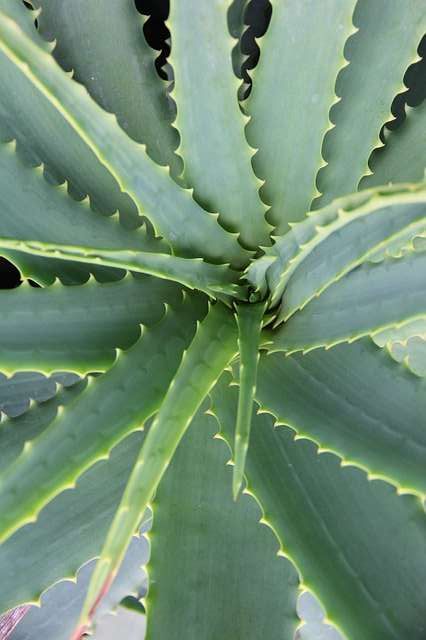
[0,13,249,267]
[169,0,270,249]
[0,275,179,374]
[74,303,238,637]
[245,0,357,234]
[211,376,426,640]
[0,291,207,544]
[33,0,181,176]
[146,408,299,640]
[255,344,426,496]
[361,100,426,189]
[233,301,265,498]
[315,0,426,207]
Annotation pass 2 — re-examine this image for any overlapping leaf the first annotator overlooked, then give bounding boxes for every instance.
[211,376,426,640]
[0,290,207,545]
[146,408,299,640]
[246,0,357,234]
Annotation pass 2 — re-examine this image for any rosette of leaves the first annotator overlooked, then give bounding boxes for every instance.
[0,1,426,639]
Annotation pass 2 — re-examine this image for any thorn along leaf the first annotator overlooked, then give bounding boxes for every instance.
[73,303,238,637]
[1,2,426,637]
[233,302,265,499]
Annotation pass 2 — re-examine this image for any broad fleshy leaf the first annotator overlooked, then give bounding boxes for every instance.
[0,429,147,616]
[0,290,207,544]
[255,344,426,496]
[169,0,270,249]
[146,408,299,640]
[0,275,180,375]
[0,138,162,285]
[315,0,426,206]
[269,250,426,353]
[0,12,249,268]
[211,376,426,640]
[246,0,357,234]
[33,0,181,175]
[361,100,426,189]
[10,534,147,640]
[0,371,78,417]
[74,302,238,637]
[262,184,426,315]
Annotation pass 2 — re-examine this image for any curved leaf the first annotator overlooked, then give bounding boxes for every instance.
[269,250,426,353]
[262,184,426,315]
[0,12,249,268]
[245,0,356,234]
[74,303,238,637]
[146,408,299,640]
[361,100,426,189]
[0,291,207,545]
[33,0,181,176]
[169,0,270,249]
[211,376,426,640]
[255,344,426,496]
[0,275,179,375]
[315,0,426,207]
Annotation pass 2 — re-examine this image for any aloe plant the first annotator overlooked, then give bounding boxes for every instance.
[0,1,426,639]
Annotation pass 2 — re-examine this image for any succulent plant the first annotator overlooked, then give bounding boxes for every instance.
[0,1,426,639]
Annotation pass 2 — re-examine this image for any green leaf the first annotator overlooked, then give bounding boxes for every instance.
[269,250,426,353]
[255,343,426,496]
[0,0,138,225]
[0,11,249,268]
[245,0,357,234]
[263,184,426,315]
[0,275,180,375]
[10,533,147,640]
[315,0,426,207]
[233,301,265,499]
[0,290,207,545]
[0,0,148,282]
[385,336,426,379]
[361,100,426,189]
[0,237,246,301]
[0,139,162,253]
[0,130,163,285]
[168,0,270,249]
[74,303,238,637]
[211,375,426,640]
[145,407,299,640]
[0,371,78,417]
[373,318,426,348]
[0,429,147,615]
[32,0,181,177]
[0,380,85,470]
[0,373,149,619]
